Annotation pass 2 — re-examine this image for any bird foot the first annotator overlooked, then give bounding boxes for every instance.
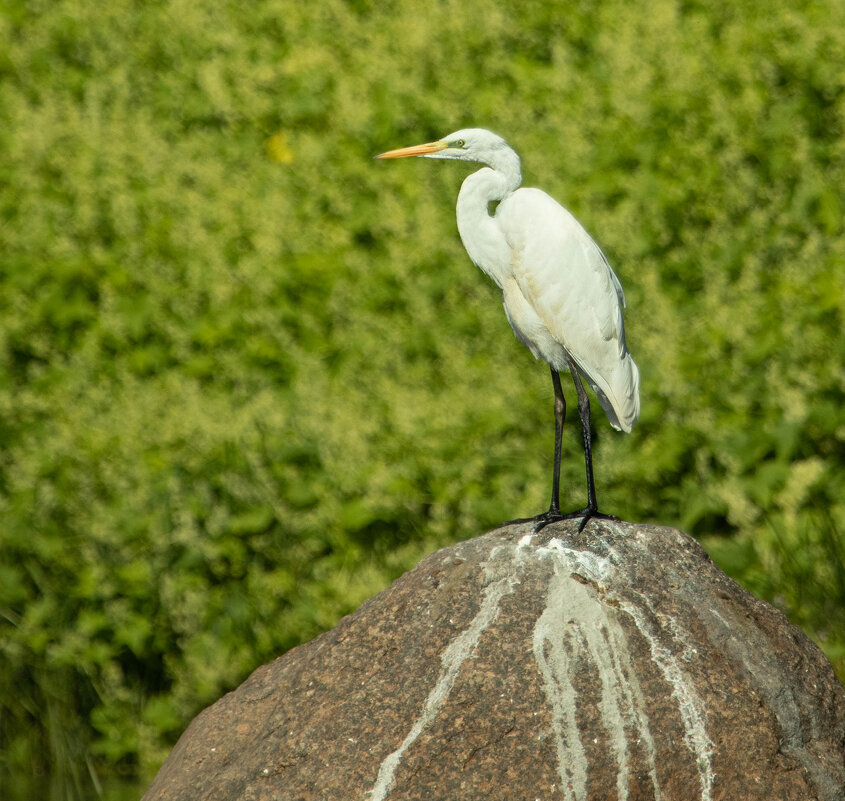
[558,506,619,533]
[504,507,618,534]
[502,510,565,532]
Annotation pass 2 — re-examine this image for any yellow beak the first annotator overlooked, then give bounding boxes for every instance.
[375,140,447,159]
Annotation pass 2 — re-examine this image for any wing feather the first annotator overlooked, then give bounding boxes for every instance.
[497,188,639,431]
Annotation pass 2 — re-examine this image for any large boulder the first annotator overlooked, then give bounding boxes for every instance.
[144,521,845,801]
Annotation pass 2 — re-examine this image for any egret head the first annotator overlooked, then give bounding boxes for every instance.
[377,128,520,176]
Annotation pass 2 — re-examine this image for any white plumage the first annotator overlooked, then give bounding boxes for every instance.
[377,127,639,530]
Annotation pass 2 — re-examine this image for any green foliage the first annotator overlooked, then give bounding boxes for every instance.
[0,0,843,796]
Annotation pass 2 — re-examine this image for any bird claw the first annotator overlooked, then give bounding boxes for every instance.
[560,507,619,532]
[501,511,562,531]
[504,507,619,534]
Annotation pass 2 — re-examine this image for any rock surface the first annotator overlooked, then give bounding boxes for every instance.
[144,521,845,801]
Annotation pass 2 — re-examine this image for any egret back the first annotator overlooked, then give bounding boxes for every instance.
[496,188,640,432]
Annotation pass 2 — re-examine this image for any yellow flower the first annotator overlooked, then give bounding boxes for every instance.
[264,132,294,164]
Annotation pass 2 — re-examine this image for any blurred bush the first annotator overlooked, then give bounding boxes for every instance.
[0,0,842,796]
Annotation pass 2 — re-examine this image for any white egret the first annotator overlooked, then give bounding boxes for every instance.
[377,128,639,531]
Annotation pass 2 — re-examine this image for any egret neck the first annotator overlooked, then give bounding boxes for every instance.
[456,156,521,290]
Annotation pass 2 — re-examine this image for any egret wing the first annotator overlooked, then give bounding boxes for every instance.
[497,189,622,363]
[497,188,639,430]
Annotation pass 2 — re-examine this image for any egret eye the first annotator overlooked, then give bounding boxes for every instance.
[456,139,466,147]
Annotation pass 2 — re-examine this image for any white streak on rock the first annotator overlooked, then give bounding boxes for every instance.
[617,598,714,801]
[370,527,713,801]
[607,627,663,801]
[368,543,521,801]
[532,539,664,801]
[573,619,632,801]
[534,537,712,801]
[533,570,590,801]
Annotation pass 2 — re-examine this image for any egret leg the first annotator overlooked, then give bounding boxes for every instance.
[557,360,618,532]
[548,367,565,516]
[503,364,618,533]
[573,363,597,511]
[504,368,569,531]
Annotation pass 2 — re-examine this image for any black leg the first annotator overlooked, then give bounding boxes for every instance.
[548,367,565,516]
[502,361,618,533]
[570,362,597,511]
[558,360,618,532]
[504,368,569,530]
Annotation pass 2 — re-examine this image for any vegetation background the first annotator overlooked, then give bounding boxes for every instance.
[0,0,842,797]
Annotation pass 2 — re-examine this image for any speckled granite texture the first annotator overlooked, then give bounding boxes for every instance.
[144,520,845,801]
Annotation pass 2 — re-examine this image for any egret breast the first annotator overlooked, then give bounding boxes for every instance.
[502,277,569,370]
